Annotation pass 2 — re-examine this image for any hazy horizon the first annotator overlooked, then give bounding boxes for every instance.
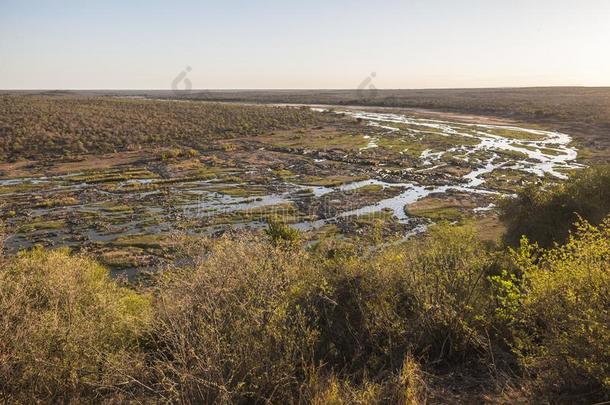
[1,0,609,90]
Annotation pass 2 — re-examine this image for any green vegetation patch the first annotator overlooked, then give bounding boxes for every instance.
[207,184,270,197]
[100,203,134,214]
[479,126,547,141]
[500,165,610,247]
[0,182,41,195]
[405,198,465,222]
[68,168,157,184]
[111,233,166,250]
[32,196,80,208]
[408,206,463,222]
[299,174,368,187]
[348,184,384,194]
[262,130,368,151]
[17,219,66,233]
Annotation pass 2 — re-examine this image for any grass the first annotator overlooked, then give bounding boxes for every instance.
[272,168,296,179]
[32,196,79,208]
[67,168,158,184]
[100,204,134,213]
[208,184,270,197]
[496,148,529,160]
[208,203,304,225]
[111,233,166,249]
[98,248,147,268]
[258,129,369,151]
[299,174,368,187]
[349,184,384,194]
[408,206,463,222]
[17,219,65,233]
[405,198,466,222]
[478,126,547,141]
[351,208,395,228]
[0,183,40,195]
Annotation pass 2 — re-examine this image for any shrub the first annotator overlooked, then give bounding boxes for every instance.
[153,234,318,403]
[0,248,152,401]
[0,96,331,160]
[495,218,610,399]
[293,223,496,379]
[2,216,607,402]
[500,165,610,247]
[264,217,302,248]
[153,227,479,402]
[388,224,495,361]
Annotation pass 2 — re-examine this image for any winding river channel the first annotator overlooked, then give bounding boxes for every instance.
[288,107,583,231]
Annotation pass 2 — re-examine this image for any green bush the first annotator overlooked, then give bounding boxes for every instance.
[500,165,610,247]
[264,217,302,248]
[0,247,152,401]
[494,218,610,398]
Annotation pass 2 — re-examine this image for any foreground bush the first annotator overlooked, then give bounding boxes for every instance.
[150,225,496,402]
[500,165,610,247]
[0,248,152,401]
[294,224,496,380]
[153,235,318,403]
[495,218,610,399]
[1,220,608,402]
[392,224,495,361]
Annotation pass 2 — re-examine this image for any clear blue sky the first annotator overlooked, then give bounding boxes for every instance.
[1,0,609,89]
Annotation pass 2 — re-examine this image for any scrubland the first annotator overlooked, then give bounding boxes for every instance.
[1,166,608,403]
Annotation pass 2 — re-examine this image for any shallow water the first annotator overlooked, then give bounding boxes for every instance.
[291,107,582,233]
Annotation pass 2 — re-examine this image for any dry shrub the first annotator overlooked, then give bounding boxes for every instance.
[152,232,445,402]
[396,224,495,361]
[296,223,495,377]
[2,217,606,403]
[0,247,152,401]
[153,234,318,403]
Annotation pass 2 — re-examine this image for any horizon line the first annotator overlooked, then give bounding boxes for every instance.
[2,85,610,92]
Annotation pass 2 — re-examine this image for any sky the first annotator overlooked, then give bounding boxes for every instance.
[1,0,609,89]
